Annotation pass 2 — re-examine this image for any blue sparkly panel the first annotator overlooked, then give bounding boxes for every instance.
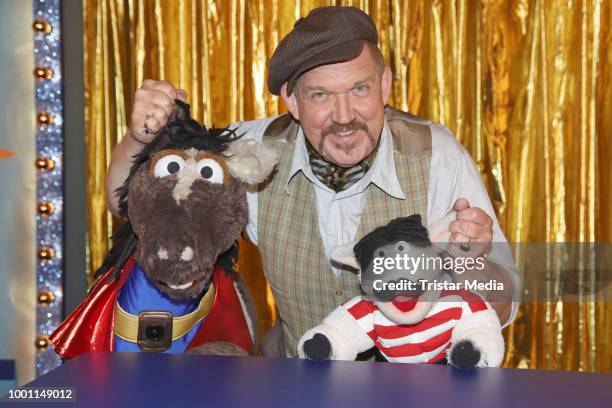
[33,0,63,375]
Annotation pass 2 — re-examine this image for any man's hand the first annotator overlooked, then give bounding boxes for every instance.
[105,80,188,215]
[448,198,493,257]
[446,198,513,325]
[130,80,188,144]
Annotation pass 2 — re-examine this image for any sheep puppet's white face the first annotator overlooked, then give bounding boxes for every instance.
[331,213,456,325]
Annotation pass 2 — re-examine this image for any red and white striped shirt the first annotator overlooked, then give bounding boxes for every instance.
[342,290,490,363]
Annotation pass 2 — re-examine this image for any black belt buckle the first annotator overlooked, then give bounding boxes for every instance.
[137,311,173,352]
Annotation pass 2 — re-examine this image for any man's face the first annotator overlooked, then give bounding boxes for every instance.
[282,45,392,167]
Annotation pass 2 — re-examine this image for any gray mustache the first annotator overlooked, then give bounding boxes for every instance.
[322,120,368,137]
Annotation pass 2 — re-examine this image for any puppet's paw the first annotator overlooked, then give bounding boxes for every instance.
[298,306,372,361]
[302,333,332,361]
[449,308,505,367]
[449,340,481,369]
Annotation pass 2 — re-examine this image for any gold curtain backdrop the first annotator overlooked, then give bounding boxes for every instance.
[83,0,611,372]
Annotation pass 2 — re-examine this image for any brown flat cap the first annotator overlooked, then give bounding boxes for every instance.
[267,6,378,96]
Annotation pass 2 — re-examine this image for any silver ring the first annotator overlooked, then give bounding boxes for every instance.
[460,237,472,252]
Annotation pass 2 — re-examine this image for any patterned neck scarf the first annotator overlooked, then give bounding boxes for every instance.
[305,138,378,192]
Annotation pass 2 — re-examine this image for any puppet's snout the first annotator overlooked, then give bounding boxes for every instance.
[373,278,425,302]
[157,245,195,262]
[403,282,425,297]
[180,246,194,261]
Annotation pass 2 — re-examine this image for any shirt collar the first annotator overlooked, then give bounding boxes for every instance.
[285,121,406,200]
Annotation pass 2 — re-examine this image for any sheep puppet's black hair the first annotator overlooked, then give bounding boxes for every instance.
[95,100,242,282]
[353,214,431,271]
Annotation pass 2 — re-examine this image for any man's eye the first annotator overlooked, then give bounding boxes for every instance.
[354,85,369,95]
[311,91,328,101]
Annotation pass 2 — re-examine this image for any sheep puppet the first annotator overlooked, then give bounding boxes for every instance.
[298,214,505,368]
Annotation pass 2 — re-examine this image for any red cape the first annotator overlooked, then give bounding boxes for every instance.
[50,257,253,359]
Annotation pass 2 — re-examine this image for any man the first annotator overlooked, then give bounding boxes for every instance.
[106,6,518,358]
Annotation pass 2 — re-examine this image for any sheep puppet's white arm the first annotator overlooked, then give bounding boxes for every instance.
[298,302,375,361]
[447,307,505,368]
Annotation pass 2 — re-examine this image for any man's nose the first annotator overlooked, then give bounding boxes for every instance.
[331,93,354,124]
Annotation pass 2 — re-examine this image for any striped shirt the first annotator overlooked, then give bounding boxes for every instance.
[343,290,490,363]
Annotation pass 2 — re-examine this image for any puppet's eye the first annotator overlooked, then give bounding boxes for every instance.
[196,159,224,184]
[397,245,404,251]
[154,155,185,177]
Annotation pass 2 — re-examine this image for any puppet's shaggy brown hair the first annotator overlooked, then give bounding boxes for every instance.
[95,101,243,289]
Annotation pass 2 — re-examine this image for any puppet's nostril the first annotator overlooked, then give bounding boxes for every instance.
[180,246,194,262]
[158,248,169,260]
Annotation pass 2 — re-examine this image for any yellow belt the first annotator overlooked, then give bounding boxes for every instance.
[113,282,215,343]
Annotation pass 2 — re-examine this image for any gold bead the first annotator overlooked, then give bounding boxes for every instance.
[37,291,55,305]
[32,19,52,34]
[35,336,50,351]
[37,111,53,126]
[37,202,55,217]
[35,157,55,171]
[33,66,53,80]
[38,247,56,262]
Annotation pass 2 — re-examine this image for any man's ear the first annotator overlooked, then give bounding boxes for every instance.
[281,83,300,121]
[381,66,392,105]
[330,241,360,271]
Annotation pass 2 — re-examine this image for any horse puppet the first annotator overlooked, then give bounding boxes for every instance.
[50,101,278,357]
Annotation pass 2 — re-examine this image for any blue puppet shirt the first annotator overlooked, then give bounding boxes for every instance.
[114,263,205,353]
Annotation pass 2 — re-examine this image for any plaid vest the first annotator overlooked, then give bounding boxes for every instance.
[258,106,432,356]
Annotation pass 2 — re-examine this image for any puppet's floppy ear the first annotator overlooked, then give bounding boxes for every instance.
[330,241,360,271]
[427,210,457,243]
[224,139,279,184]
[427,211,457,253]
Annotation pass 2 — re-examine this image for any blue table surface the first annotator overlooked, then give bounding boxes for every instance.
[2,352,611,408]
